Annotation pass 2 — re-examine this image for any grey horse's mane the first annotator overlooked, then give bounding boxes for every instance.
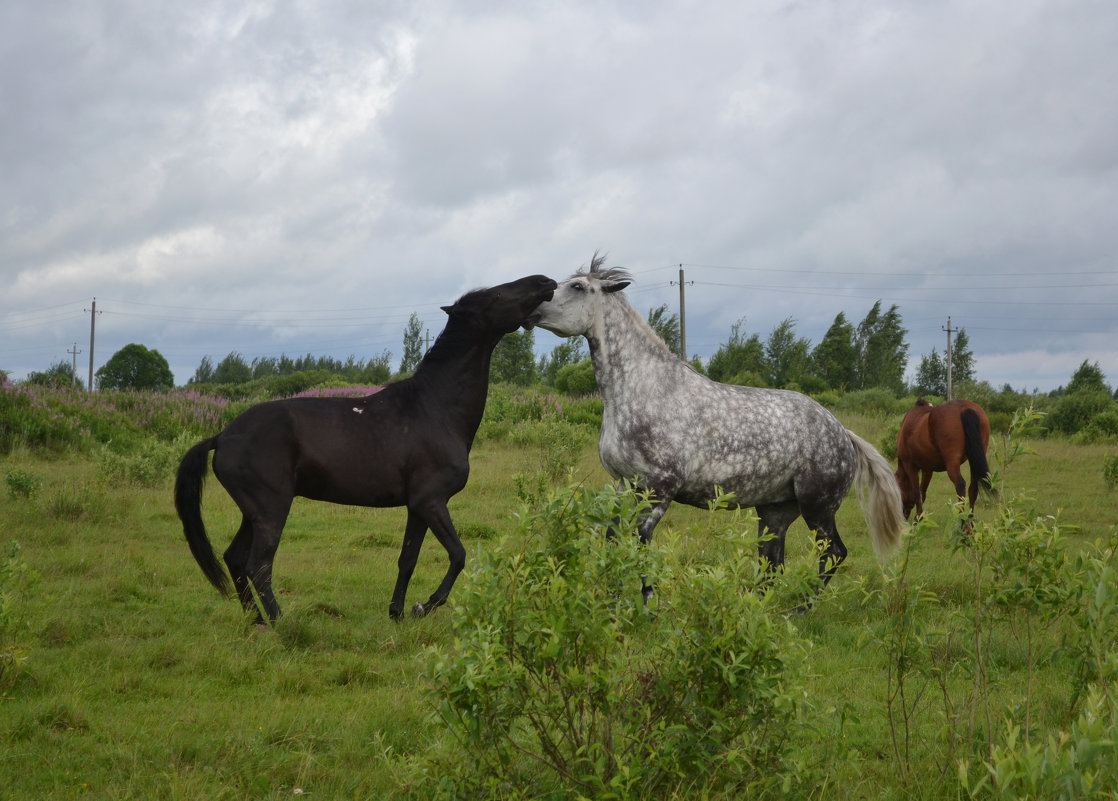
[572,253,687,362]
[572,252,633,285]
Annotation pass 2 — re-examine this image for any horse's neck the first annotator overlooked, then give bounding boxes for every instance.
[413,328,496,435]
[589,298,682,406]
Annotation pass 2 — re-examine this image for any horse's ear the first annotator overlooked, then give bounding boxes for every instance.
[603,280,630,294]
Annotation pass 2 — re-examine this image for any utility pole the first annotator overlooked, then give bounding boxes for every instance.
[942,316,955,400]
[425,329,430,353]
[67,343,82,388]
[670,265,693,361]
[84,298,101,391]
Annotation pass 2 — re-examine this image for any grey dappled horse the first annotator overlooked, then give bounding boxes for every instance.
[175,274,557,623]
[532,255,904,597]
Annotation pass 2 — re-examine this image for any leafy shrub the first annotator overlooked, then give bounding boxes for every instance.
[1072,408,1118,444]
[4,467,43,500]
[1046,389,1116,436]
[98,432,195,487]
[554,359,597,396]
[878,416,902,461]
[961,530,1118,800]
[833,387,908,416]
[414,482,813,800]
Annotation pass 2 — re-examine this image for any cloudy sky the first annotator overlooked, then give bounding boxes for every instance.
[2,0,1115,392]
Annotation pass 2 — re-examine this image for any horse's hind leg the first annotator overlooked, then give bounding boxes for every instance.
[223,509,289,623]
[223,516,254,610]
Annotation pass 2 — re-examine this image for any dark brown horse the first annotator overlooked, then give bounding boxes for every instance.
[174,274,556,622]
[895,399,992,519]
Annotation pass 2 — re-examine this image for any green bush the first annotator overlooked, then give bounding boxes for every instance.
[878,416,902,461]
[4,467,43,500]
[1073,408,1118,444]
[833,387,907,416]
[554,359,597,396]
[1046,390,1117,436]
[414,482,813,800]
[97,432,194,487]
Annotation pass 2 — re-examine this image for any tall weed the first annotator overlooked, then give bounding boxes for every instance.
[0,542,35,692]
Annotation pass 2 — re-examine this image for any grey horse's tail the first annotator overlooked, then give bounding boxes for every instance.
[846,430,906,558]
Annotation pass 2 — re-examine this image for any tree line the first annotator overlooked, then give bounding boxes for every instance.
[11,299,1113,408]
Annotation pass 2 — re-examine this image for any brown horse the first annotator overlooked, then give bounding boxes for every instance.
[895,399,992,519]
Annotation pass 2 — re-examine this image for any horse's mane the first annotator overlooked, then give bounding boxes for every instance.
[413,286,495,371]
[574,257,683,362]
[572,251,632,285]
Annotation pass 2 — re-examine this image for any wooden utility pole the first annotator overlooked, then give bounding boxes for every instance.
[943,316,955,400]
[670,265,693,361]
[67,343,82,387]
[87,298,97,391]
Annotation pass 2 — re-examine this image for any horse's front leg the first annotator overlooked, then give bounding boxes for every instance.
[389,511,429,620]
[633,495,675,604]
[756,501,799,579]
[917,470,934,518]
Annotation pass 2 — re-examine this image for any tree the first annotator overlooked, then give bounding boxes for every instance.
[706,318,766,386]
[212,352,252,384]
[400,312,424,374]
[27,360,77,388]
[913,348,946,396]
[948,328,976,387]
[647,305,681,358]
[355,351,393,385]
[491,329,538,385]
[96,343,174,391]
[189,355,215,385]
[1065,360,1109,395]
[763,317,811,388]
[251,356,279,379]
[812,312,857,390]
[913,329,976,397]
[539,337,586,386]
[855,301,908,393]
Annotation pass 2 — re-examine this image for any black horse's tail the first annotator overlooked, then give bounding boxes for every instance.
[960,408,994,496]
[174,437,232,597]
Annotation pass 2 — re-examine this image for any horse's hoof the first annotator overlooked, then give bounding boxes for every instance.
[411,602,426,618]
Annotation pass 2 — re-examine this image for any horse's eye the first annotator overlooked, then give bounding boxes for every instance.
[571,282,585,292]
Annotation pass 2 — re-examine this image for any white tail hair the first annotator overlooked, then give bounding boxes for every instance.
[847,430,906,558]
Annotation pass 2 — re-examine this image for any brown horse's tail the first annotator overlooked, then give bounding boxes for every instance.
[174,437,232,597]
[960,408,994,496]
[847,430,906,558]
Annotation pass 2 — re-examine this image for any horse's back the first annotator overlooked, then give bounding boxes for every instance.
[210,393,467,508]
[602,376,855,508]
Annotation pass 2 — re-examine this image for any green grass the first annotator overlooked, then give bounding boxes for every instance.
[0,422,1115,799]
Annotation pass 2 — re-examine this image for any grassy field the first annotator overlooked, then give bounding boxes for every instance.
[1,413,1115,799]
